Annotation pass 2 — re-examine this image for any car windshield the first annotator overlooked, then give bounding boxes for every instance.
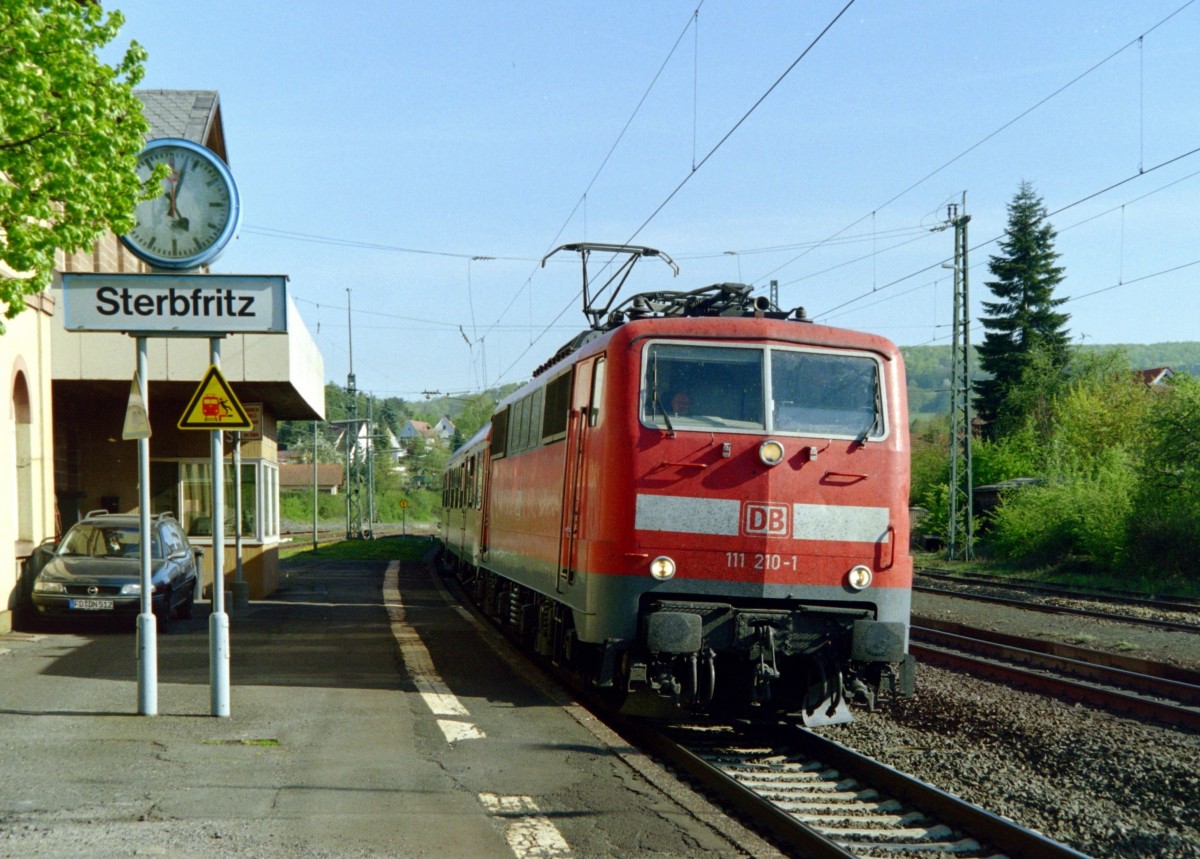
[57,523,163,560]
[642,342,884,439]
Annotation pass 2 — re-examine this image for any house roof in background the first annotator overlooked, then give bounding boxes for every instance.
[280,463,344,489]
[1137,367,1174,387]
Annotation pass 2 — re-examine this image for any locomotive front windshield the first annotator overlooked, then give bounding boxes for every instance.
[642,342,884,439]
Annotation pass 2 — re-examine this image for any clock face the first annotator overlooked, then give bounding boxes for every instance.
[122,138,241,269]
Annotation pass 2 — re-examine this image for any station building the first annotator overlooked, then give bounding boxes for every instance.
[1,90,324,631]
[1,270,58,633]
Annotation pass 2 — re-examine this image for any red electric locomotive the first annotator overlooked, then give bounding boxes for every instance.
[441,244,914,725]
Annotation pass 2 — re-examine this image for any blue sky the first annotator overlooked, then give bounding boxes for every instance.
[108,1,1200,400]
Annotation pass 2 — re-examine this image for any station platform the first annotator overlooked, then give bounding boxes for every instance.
[0,541,777,858]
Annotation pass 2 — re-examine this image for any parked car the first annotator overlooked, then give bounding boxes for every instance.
[31,510,200,626]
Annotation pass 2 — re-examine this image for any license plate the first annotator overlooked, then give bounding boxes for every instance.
[69,599,114,610]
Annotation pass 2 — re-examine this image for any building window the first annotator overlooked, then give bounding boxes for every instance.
[158,460,275,542]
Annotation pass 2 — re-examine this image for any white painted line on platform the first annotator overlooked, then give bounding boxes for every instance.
[438,719,486,743]
[478,792,573,858]
[384,561,484,740]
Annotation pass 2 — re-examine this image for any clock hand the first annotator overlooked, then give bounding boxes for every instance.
[170,160,190,231]
[163,155,181,218]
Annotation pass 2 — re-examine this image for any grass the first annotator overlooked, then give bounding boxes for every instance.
[279,534,435,563]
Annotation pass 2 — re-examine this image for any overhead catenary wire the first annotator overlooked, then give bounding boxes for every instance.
[820,162,1200,328]
[490,0,859,387]
[813,143,1200,323]
[247,2,1195,398]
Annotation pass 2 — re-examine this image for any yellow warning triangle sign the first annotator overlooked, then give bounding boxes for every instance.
[178,365,253,430]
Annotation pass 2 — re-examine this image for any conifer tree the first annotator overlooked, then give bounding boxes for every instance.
[973,181,1071,435]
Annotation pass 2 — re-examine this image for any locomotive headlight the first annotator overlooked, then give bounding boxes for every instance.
[847,565,874,591]
[649,556,677,580]
[759,439,786,467]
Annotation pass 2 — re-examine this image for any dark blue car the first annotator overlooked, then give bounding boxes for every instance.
[31,510,201,627]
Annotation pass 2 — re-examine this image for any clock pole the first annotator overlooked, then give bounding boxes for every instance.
[209,336,231,717]
[134,337,158,715]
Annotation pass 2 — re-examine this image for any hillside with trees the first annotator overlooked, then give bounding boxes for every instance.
[903,341,1200,419]
[276,384,517,529]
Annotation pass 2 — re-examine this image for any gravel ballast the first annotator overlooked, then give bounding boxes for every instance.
[814,588,1200,859]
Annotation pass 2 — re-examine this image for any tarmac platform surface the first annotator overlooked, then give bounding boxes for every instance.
[0,547,777,858]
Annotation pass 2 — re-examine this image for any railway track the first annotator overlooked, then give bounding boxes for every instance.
[443,570,1089,857]
[911,616,1200,730]
[622,718,1090,858]
[914,572,1200,634]
[916,568,1200,615]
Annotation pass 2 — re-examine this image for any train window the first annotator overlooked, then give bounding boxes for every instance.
[491,408,509,458]
[589,357,605,428]
[512,397,529,454]
[770,349,884,439]
[642,344,765,431]
[542,371,571,442]
[525,387,544,450]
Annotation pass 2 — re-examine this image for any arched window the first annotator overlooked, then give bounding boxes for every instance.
[12,372,33,543]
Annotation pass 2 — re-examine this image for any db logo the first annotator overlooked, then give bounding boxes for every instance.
[741,502,790,537]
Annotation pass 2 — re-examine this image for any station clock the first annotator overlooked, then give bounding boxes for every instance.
[121,138,241,270]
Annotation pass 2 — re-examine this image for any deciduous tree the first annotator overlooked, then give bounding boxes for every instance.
[0,0,155,330]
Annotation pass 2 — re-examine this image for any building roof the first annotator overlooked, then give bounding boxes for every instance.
[402,420,436,438]
[280,463,344,489]
[135,89,229,162]
[1137,367,1174,387]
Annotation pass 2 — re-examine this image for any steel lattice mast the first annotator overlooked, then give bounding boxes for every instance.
[947,194,974,560]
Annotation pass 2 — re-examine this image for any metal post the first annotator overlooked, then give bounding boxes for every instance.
[209,337,230,716]
[947,192,974,561]
[135,338,157,716]
[367,397,375,538]
[312,420,318,552]
[231,431,248,610]
[960,199,975,559]
[344,414,352,539]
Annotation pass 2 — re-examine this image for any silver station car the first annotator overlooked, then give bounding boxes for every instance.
[31,510,201,626]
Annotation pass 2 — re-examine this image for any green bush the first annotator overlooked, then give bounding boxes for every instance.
[1125,375,1200,582]
[986,447,1136,572]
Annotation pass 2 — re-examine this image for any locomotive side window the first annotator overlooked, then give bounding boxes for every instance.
[490,408,509,458]
[770,350,884,439]
[524,387,544,450]
[511,397,529,454]
[542,370,572,442]
[642,344,765,431]
[589,357,605,428]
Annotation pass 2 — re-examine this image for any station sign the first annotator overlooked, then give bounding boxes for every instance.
[60,273,288,335]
